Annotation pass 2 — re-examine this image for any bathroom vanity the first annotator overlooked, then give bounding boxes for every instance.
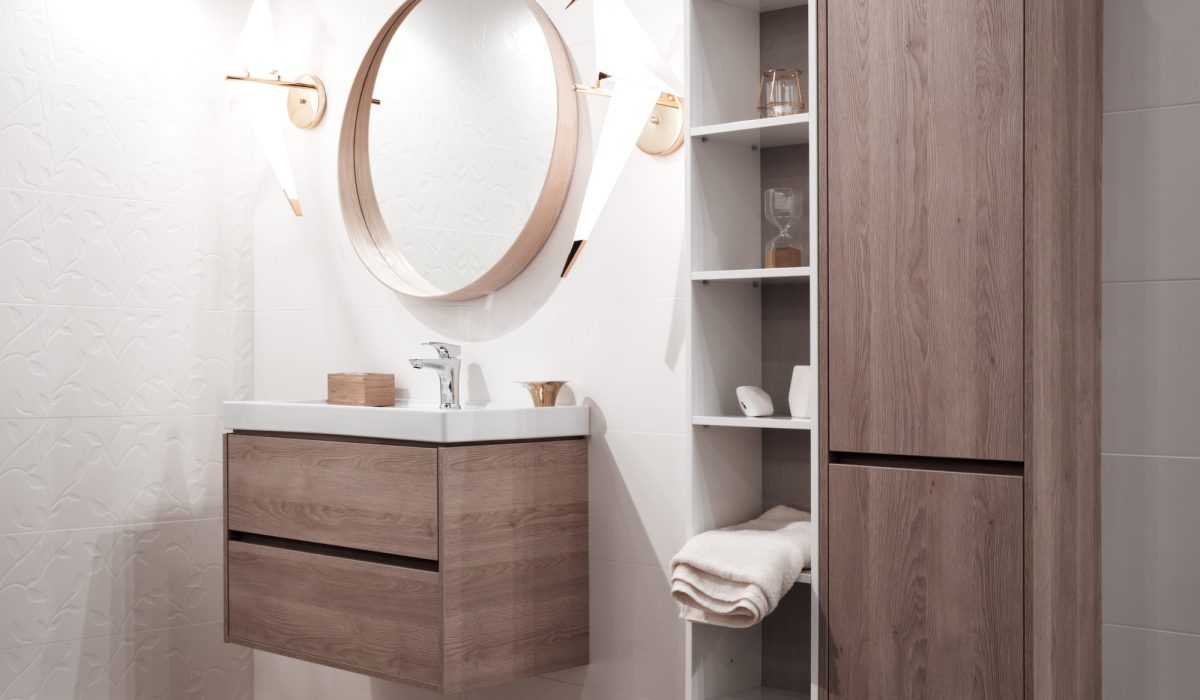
[221,401,590,693]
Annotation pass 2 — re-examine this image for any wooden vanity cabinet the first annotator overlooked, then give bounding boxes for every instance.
[223,432,589,694]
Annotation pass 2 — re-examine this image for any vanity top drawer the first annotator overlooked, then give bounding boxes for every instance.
[226,540,442,688]
[226,434,438,560]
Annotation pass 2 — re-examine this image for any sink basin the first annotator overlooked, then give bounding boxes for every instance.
[223,400,589,443]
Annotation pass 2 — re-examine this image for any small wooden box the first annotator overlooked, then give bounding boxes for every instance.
[327,373,395,407]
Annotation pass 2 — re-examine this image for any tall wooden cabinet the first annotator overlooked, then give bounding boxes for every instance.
[818,0,1100,697]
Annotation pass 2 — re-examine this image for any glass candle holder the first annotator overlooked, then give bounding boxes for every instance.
[757,68,807,118]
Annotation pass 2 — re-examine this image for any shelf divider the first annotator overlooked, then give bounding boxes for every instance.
[693,267,811,283]
[693,415,813,430]
[691,113,810,148]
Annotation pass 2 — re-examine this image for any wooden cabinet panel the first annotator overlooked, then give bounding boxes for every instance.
[226,434,438,559]
[439,440,589,693]
[827,0,1025,461]
[827,463,1023,699]
[226,540,442,688]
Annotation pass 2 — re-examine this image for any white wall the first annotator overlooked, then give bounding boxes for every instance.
[251,1,689,699]
[1101,0,1200,697]
[0,0,255,696]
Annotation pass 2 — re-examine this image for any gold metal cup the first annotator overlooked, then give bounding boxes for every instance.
[518,381,568,408]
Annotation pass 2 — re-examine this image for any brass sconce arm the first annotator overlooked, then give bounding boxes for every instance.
[225,72,381,107]
[225,72,320,91]
[572,72,681,111]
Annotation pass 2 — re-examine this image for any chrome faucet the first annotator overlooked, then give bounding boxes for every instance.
[409,341,461,409]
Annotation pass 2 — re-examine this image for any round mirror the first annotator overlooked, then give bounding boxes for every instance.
[340,0,577,300]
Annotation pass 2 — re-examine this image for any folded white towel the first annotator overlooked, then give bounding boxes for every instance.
[669,506,812,628]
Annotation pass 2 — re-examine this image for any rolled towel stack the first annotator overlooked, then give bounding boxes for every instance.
[670,506,812,628]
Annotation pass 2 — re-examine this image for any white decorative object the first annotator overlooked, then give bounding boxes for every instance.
[564,80,661,275]
[562,0,683,276]
[788,365,812,419]
[736,386,774,418]
[228,0,301,214]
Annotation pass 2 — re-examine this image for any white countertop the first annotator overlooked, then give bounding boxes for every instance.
[223,400,590,444]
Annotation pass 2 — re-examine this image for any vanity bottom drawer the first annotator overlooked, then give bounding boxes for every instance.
[226,540,442,688]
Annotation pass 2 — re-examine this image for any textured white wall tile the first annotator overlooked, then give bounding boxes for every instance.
[0,519,224,649]
[0,620,251,700]
[0,306,251,418]
[0,74,53,191]
[0,0,255,695]
[37,80,252,209]
[0,191,252,310]
[0,416,225,535]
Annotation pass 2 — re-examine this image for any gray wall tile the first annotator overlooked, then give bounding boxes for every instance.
[1101,281,1200,457]
[1102,454,1200,634]
[1103,624,1200,700]
[1104,0,1200,112]
[1103,105,1200,283]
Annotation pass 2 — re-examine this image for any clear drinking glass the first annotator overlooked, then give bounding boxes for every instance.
[764,187,805,268]
[757,68,807,118]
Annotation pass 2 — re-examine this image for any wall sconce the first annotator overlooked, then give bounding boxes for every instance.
[562,0,684,277]
[225,0,316,217]
[225,71,327,130]
[573,72,683,157]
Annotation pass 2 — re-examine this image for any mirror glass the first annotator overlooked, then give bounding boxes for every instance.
[363,0,565,296]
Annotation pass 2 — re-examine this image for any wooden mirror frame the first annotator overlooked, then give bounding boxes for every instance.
[339,0,578,300]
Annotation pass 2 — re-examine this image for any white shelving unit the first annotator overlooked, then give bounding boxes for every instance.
[686,0,819,698]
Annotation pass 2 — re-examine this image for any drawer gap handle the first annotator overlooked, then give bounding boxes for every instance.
[229,531,439,572]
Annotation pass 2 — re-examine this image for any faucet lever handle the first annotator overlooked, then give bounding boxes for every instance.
[423,341,461,359]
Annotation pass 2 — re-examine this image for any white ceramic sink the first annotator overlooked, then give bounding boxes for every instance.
[223,400,589,443]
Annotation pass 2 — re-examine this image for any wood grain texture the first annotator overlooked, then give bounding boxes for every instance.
[439,439,589,693]
[1023,0,1103,696]
[327,372,395,406]
[827,463,1023,699]
[226,540,442,688]
[226,434,438,559]
[826,0,1025,461]
[337,0,577,301]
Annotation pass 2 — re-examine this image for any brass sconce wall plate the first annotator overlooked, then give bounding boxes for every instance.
[225,71,328,129]
[640,97,685,156]
[286,74,326,129]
